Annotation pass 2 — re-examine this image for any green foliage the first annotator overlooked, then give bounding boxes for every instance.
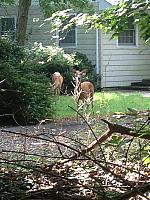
[39,0,94,17]
[0,0,15,5]
[28,43,96,93]
[101,0,150,44]
[55,92,150,118]
[26,43,74,93]
[0,38,54,124]
[48,0,150,44]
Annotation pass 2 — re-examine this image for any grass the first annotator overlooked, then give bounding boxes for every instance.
[54,91,150,119]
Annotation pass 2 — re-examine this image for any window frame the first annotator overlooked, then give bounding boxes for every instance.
[58,14,77,48]
[117,19,138,48]
[0,16,16,40]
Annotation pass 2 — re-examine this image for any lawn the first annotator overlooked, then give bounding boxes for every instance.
[54,91,150,119]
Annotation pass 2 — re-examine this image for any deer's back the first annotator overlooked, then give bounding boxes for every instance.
[52,72,63,88]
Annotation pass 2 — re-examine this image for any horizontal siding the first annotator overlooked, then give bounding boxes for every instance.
[101,31,150,88]
[103,59,150,66]
[101,76,150,88]
[103,49,150,55]
[102,44,147,50]
[77,35,96,41]
[26,6,52,45]
[102,70,150,77]
[66,2,99,66]
[103,54,150,60]
[0,6,18,16]
[14,0,39,5]
[103,65,150,71]
[102,75,150,83]
[28,6,43,15]
[77,44,96,49]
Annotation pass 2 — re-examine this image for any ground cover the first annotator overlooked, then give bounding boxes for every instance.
[0,91,149,200]
[0,110,149,200]
[54,91,150,119]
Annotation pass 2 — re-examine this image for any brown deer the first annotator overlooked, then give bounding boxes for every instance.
[51,72,63,97]
[72,69,94,120]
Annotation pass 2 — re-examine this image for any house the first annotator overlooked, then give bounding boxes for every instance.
[0,0,150,89]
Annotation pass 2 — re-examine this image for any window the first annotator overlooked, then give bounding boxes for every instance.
[0,17,15,40]
[59,15,76,48]
[118,18,136,46]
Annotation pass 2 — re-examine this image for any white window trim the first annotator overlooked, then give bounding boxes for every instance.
[58,14,77,49]
[116,25,138,48]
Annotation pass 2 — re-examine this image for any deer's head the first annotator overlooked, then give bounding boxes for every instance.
[72,69,87,86]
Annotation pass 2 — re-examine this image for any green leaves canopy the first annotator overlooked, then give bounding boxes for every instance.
[39,0,94,16]
[0,0,15,5]
[46,0,150,44]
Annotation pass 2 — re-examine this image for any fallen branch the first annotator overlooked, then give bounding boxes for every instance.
[68,119,133,160]
[66,117,150,161]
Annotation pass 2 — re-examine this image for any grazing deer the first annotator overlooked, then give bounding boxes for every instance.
[51,72,63,97]
[72,69,94,120]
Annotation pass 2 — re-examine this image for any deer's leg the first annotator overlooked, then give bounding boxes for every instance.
[77,99,79,122]
[91,97,94,115]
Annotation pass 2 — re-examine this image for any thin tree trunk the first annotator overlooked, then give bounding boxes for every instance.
[16,0,32,45]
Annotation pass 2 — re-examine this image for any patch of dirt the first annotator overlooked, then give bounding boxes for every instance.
[0,118,89,134]
[0,118,91,159]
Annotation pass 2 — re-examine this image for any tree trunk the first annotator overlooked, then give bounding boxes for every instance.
[16,0,32,46]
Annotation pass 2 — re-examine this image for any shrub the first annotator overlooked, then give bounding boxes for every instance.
[27,43,97,93]
[26,43,74,93]
[0,38,54,124]
[73,51,97,85]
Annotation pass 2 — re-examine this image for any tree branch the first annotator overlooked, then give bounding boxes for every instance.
[112,182,150,200]
[67,118,149,160]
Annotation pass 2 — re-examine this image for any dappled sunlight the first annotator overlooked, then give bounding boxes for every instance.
[54,92,150,118]
[94,91,150,116]
[94,92,119,101]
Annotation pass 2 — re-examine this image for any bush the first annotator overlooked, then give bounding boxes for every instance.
[26,43,74,93]
[26,43,96,93]
[73,51,97,85]
[0,38,54,124]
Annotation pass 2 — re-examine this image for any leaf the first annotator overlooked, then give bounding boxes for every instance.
[143,156,150,165]
[119,138,132,146]
[109,135,123,145]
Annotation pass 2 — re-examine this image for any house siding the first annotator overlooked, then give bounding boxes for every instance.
[62,2,100,66]
[101,31,150,88]
[76,28,97,64]
[0,4,55,46]
[26,5,56,46]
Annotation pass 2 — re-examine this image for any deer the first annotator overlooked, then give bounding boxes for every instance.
[72,68,94,121]
[51,72,63,97]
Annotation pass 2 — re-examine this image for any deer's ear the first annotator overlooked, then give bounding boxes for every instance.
[81,69,87,76]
